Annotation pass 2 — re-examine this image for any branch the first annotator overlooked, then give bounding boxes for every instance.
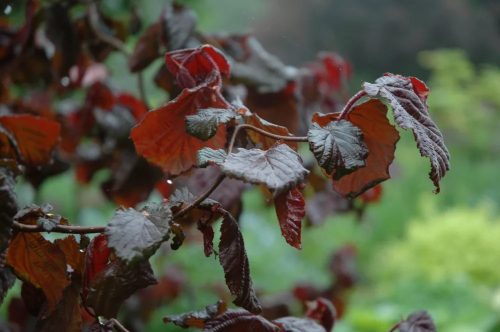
[338,90,367,119]
[109,318,131,332]
[13,221,105,234]
[228,124,308,153]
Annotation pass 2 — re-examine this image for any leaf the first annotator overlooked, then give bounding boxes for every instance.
[308,120,368,179]
[393,311,436,332]
[197,148,227,167]
[105,204,172,263]
[164,300,227,328]
[0,167,17,255]
[218,210,261,313]
[83,234,110,300]
[54,236,85,276]
[312,99,399,198]
[165,45,230,89]
[35,280,82,332]
[197,221,215,257]
[274,188,304,249]
[204,310,280,332]
[305,298,336,332]
[161,3,198,51]
[85,260,157,318]
[245,112,297,150]
[186,108,237,141]
[128,22,162,72]
[363,74,450,193]
[273,317,326,332]
[219,144,308,196]
[6,232,70,315]
[131,86,229,175]
[0,115,61,166]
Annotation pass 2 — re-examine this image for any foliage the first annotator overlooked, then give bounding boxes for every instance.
[0,1,451,331]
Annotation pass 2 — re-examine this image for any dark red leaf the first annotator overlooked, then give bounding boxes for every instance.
[198,221,215,257]
[165,45,230,89]
[129,22,162,72]
[272,316,326,332]
[363,74,450,193]
[83,234,110,300]
[218,210,261,313]
[131,86,229,175]
[305,298,336,332]
[244,111,298,150]
[274,188,305,249]
[204,309,280,332]
[85,260,157,318]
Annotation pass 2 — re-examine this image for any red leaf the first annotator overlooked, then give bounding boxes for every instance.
[131,86,229,175]
[244,112,298,150]
[116,93,148,120]
[409,77,430,102]
[312,99,399,198]
[0,115,61,166]
[83,234,110,300]
[274,188,304,249]
[359,184,383,204]
[86,82,114,110]
[165,45,230,89]
[218,210,261,313]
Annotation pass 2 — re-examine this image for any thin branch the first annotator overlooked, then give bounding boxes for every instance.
[173,174,225,219]
[109,318,131,332]
[137,71,149,109]
[338,90,367,119]
[228,124,308,154]
[13,221,105,234]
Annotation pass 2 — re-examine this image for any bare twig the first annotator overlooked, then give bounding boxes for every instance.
[13,221,105,234]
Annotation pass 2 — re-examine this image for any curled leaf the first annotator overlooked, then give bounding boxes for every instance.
[274,188,305,249]
[363,74,450,193]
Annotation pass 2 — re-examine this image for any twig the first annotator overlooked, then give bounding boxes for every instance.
[13,221,105,234]
[228,124,308,154]
[338,90,367,119]
[109,318,131,332]
[87,3,129,56]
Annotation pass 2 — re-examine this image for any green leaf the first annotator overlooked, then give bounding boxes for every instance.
[197,148,227,167]
[219,144,308,195]
[308,120,368,179]
[186,108,237,141]
[105,204,172,263]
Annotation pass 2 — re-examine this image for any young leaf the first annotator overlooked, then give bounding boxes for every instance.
[0,115,61,166]
[245,112,297,150]
[197,221,215,257]
[308,120,368,179]
[274,188,305,249]
[85,260,157,318]
[220,144,309,196]
[131,86,229,175]
[186,108,237,141]
[392,311,436,332]
[363,74,450,193]
[312,99,399,198]
[218,210,261,313]
[165,45,230,89]
[305,298,336,332]
[105,204,172,263]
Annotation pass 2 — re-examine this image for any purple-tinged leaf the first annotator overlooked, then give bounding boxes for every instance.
[392,311,437,332]
[274,188,304,249]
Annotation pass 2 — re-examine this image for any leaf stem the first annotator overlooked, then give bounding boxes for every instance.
[339,90,367,119]
[109,318,131,332]
[228,124,308,153]
[13,221,105,234]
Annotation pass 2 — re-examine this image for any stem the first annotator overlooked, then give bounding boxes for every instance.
[228,124,308,153]
[110,318,130,332]
[13,221,105,234]
[88,3,129,56]
[173,174,225,219]
[338,90,367,119]
[137,71,149,109]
